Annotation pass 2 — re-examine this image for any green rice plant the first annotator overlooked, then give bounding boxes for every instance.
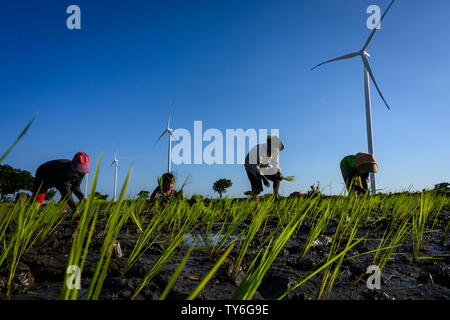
[278,239,362,300]
[298,200,334,262]
[282,176,295,182]
[231,200,270,279]
[316,208,362,300]
[372,199,413,270]
[122,205,173,275]
[0,114,36,164]
[187,242,235,300]
[159,247,194,300]
[210,201,250,258]
[232,197,318,300]
[1,195,67,298]
[84,166,133,300]
[130,202,202,299]
[424,194,446,249]
[60,155,102,300]
[130,231,187,299]
[412,191,435,261]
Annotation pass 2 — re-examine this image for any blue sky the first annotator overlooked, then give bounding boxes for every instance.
[0,0,449,198]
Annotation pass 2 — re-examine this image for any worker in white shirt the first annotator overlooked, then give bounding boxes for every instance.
[244,135,284,199]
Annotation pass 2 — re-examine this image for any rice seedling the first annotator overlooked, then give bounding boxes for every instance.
[316,206,362,300]
[159,247,194,300]
[187,242,235,300]
[423,194,446,249]
[277,240,362,300]
[130,202,201,299]
[60,155,102,300]
[232,197,318,300]
[298,200,334,262]
[0,189,69,298]
[122,204,175,275]
[130,231,186,299]
[231,201,269,279]
[411,191,435,262]
[210,201,250,259]
[0,114,37,164]
[84,166,133,300]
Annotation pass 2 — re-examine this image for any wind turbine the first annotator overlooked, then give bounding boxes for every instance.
[155,100,179,173]
[312,0,396,195]
[111,152,119,202]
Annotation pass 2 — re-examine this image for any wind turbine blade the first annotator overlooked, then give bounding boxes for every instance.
[362,0,396,51]
[169,131,180,143]
[362,56,391,110]
[167,109,172,129]
[311,51,361,70]
[167,97,176,128]
[154,129,168,145]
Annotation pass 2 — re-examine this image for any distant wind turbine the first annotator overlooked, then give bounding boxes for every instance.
[111,152,119,202]
[155,100,180,173]
[311,0,396,195]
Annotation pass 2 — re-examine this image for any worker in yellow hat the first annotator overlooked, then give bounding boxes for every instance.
[340,152,379,195]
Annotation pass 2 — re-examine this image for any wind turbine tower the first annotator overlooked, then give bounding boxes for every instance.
[311,0,396,195]
[155,100,179,173]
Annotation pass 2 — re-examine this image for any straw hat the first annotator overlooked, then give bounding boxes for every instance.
[355,152,379,173]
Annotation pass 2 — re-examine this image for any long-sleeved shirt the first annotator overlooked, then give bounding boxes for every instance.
[340,155,369,192]
[34,159,85,209]
[244,143,281,177]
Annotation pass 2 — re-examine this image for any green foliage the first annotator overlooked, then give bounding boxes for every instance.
[212,178,233,198]
[307,181,321,197]
[0,164,34,201]
[137,190,150,199]
[434,182,449,194]
[93,192,108,200]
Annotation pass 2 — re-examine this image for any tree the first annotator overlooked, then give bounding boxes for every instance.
[307,181,321,197]
[212,179,233,199]
[0,164,34,201]
[94,192,108,200]
[434,182,449,194]
[137,190,150,199]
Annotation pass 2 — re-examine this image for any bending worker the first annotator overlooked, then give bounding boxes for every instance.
[244,135,284,199]
[32,152,91,211]
[340,152,378,195]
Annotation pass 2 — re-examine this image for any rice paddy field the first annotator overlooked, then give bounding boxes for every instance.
[0,168,449,301]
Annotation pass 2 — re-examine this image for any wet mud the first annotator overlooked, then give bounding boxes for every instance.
[1,208,449,300]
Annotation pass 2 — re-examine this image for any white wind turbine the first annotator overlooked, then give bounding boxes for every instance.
[111,152,119,202]
[155,101,179,173]
[312,0,396,195]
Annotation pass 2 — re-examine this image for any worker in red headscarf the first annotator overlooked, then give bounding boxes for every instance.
[32,152,91,212]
